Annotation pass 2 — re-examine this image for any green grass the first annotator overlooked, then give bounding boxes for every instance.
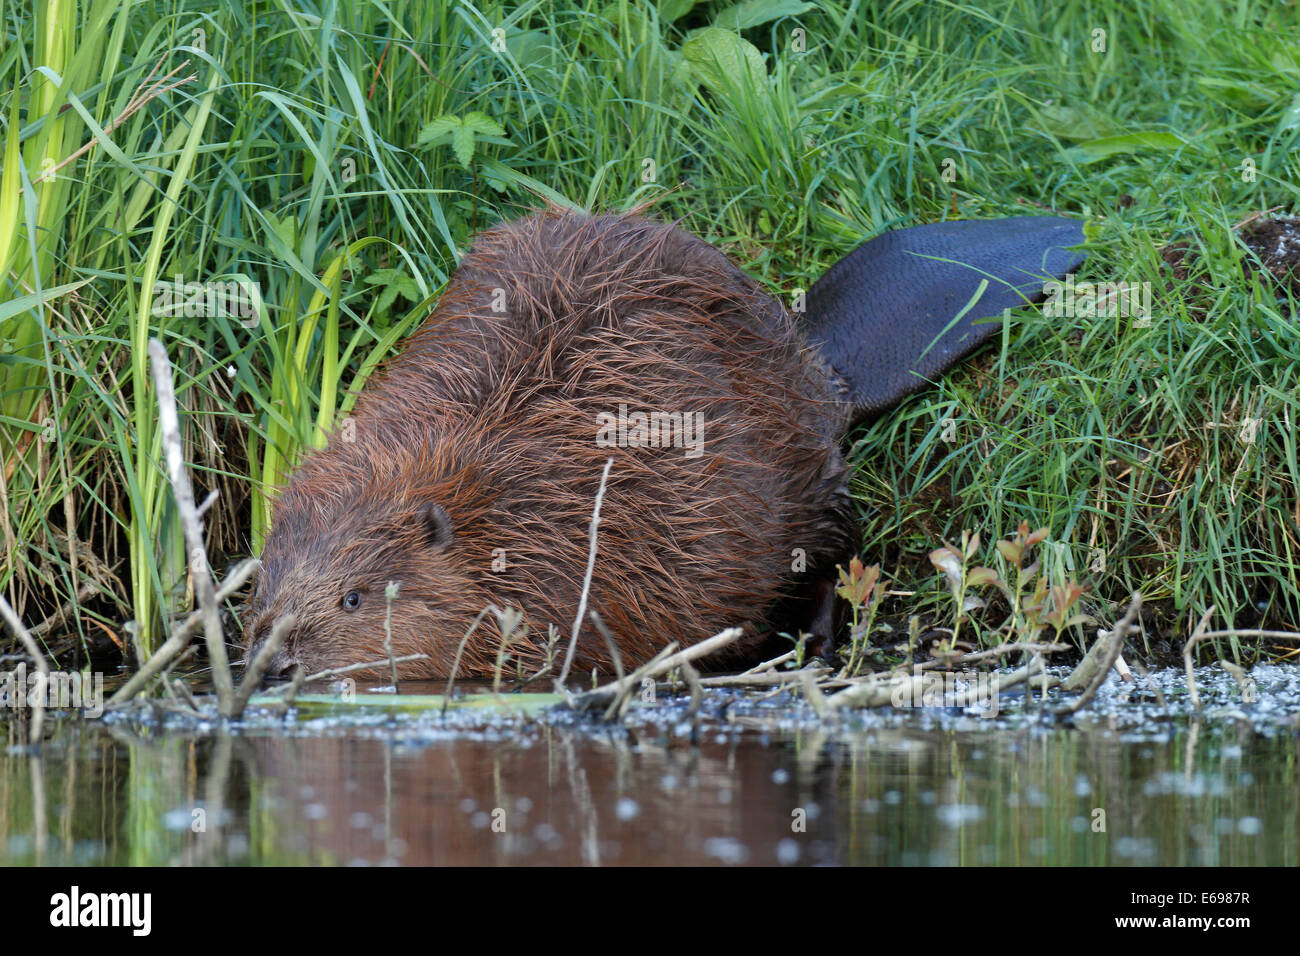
[2,0,1299,664]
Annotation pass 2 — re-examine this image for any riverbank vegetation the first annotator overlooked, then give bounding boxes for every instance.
[2,0,1299,682]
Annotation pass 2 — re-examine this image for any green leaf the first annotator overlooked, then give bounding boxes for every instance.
[1193,77,1277,110]
[0,279,93,323]
[461,111,505,137]
[451,125,477,167]
[1063,131,1188,163]
[506,30,562,71]
[417,114,461,146]
[365,268,421,314]
[1034,103,1112,142]
[713,0,815,31]
[681,27,768,98]
[661,0,699,22]
[263,210,298,252]
[478,158,584,209]
[1278,92,1300,132]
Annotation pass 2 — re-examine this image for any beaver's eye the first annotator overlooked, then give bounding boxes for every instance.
[342,590,362,611]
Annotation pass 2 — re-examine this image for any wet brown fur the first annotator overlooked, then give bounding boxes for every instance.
[245,208,856,679]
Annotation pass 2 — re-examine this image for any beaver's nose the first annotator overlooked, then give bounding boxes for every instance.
[244,638,298,681]
[263,649,297,679]
[244,619,298,680]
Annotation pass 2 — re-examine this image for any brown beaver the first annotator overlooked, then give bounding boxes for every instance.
[244,206,1084,680]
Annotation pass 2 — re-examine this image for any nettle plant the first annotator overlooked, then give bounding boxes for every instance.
[928,522,1092,652]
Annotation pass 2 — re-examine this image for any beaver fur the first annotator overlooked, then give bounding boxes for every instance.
[245,208,857,678]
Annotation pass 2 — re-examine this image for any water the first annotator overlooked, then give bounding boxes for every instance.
[2,667,1297,866]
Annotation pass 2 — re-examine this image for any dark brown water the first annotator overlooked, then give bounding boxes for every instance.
[2,668,1297,866]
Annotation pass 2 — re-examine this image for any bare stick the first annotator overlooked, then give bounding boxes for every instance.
[588,609,625,684]
[107,557,259,707]
[283,665,307,708]
[567,626,744,714]
[678,657,704,732]
[260,653,432,691]
[1182,607,1217,711]
[828,672,903,709]
[441,605,500,716]
[829,656,1052,710]
[741,649,797,675]
[148,339,234,716]
[941,641,1069,668]
[383,582,401,691]
[230,613,295,718]
[0,595,50,746]
[30,580,101,639]
[555,457,614,689]
[515,662,553,691]
[162,642,200,674]
[489,610,525,701]
[700,666,829,689]
[27,61,197,188]
[602,644,679,721]
[799,670,834,722]
[1182,613,1300,710]
[1055,592,1142,715]
[170,670,202,714]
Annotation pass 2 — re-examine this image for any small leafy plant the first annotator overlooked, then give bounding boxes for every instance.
[930,523,1092,651]
[835,556,886,677]
[416,111,508,169]
[928,530,988,653]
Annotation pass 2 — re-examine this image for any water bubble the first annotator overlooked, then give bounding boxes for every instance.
[162,809,193,831]
[703,837,750,864]
[776,838,799,865]
[936,804,984,828]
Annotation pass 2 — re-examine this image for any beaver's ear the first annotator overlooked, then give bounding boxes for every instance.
[421,503,454,548]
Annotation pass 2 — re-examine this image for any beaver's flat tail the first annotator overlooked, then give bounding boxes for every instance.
[803,216,1087,422]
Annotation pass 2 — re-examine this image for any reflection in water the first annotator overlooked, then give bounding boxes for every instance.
[2,711,1296,865]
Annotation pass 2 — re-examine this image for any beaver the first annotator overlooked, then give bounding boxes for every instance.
[244,206,1084,680]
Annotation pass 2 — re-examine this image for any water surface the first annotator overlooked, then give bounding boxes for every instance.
[2,667,1296,865]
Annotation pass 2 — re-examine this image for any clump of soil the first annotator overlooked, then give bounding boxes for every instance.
[1242,217,1300,296]
[1161,215,1300,301]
